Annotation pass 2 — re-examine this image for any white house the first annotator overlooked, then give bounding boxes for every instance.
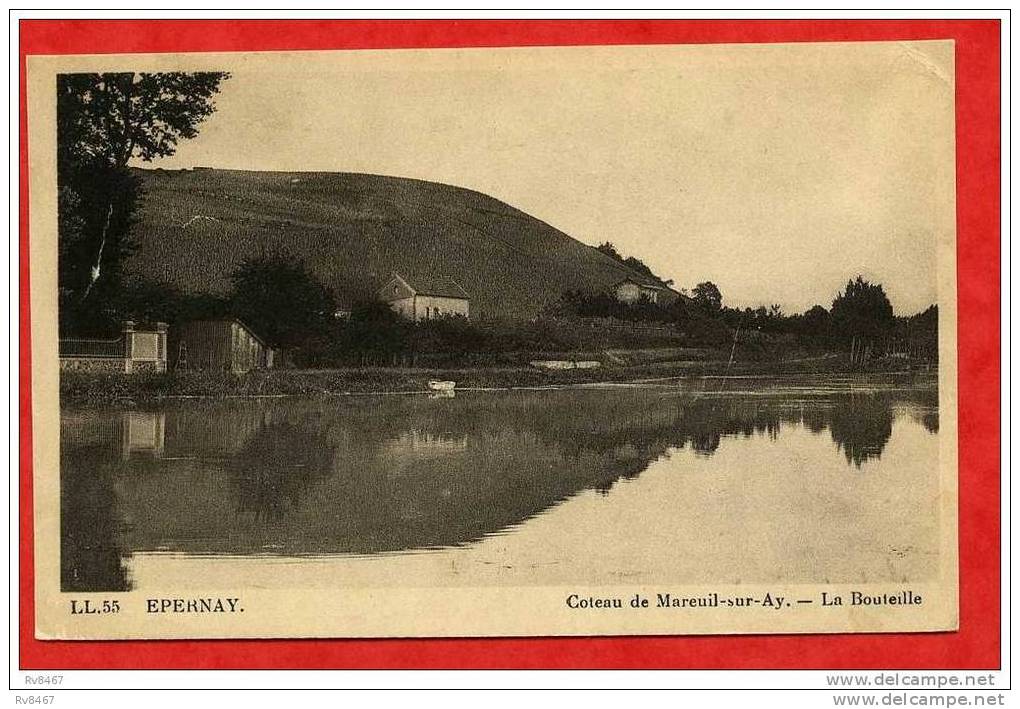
[378,272,470,321]
[612,277,670,304]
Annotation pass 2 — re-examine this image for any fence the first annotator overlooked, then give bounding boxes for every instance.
[60,321,168,374]
[559,316,682,338]
[59,336,124,358]
[845,334,938,371]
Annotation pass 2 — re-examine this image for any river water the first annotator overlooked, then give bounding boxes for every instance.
[60,375,941,592]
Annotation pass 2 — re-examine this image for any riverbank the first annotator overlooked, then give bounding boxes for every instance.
[60,352,936,405]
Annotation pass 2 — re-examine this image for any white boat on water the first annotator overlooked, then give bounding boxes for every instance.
[427,380,456,391]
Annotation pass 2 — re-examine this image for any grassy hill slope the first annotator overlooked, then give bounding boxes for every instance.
[124,168,668,320]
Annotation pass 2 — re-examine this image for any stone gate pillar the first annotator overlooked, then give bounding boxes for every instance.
[154,322,168,373]
[122,320,135,374]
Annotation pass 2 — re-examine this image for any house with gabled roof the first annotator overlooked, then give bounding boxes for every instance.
[378,272,470,321]
[612,277,673,305]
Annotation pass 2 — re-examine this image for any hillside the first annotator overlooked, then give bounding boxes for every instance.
[124,168,673,320]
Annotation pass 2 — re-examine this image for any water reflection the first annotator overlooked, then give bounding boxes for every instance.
[60,379,939,592]
[829,396,895,467]
[231,422,335,523]
[59,413,135,591]
[60,445,132,592]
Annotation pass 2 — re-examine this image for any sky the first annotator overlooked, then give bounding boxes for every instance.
[140,42,955,315]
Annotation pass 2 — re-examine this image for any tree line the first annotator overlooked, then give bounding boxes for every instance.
[106,249,936,369]
[583,244,936,359]
[553,275,937,361]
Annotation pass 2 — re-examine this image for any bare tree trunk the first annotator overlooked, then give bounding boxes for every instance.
[80,203,114,303]
[726,324,740,372]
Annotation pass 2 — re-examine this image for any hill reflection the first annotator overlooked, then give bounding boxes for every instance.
[60,384,938,591]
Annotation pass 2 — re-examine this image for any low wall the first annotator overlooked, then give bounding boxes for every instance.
[59,357,129,373]
[59,355,166,374]
[129,360,165,374]
[59,321,167,375]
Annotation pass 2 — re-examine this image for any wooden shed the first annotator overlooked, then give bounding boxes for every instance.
[170,319,275,374]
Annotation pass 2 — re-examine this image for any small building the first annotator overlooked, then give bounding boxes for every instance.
[170,319,275,374]
[612,277,671,305]
[378,272,470,321]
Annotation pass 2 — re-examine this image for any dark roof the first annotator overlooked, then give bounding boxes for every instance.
[613,277,667,290]
[397,273,470,300]
[182,318,271,349]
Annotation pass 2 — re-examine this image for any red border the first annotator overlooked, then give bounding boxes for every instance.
[19,19,1001,670]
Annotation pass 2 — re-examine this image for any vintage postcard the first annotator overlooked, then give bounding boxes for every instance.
[28,41,958,639]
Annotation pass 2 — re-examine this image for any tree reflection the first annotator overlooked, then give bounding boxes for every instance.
[230,420,335,522]
[60,444,131,592]
[690,432,722,456]
[828,396,895,467]
[60,384,936,581]
[916,410,939,434]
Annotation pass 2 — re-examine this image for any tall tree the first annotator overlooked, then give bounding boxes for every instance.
[229,252,335,353]
[57,71,229,329]
[57,72,230,175]
[830,276,895,342]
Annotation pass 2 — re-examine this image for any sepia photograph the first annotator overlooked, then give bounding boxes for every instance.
[28,40,958,639]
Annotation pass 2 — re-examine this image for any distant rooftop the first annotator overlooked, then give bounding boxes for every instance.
[614,276,668,290]
[396,273,470,300]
